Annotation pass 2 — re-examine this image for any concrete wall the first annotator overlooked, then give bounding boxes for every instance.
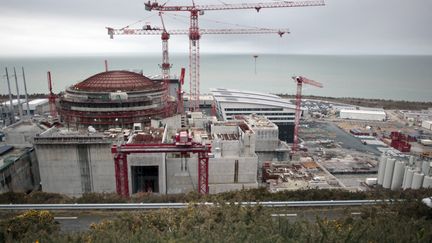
[0,148,40,193]
[166,156,197,194]
[212,124,239,134]
[35,143,115,197]
[3,121,44,147]
[164,154,258,194]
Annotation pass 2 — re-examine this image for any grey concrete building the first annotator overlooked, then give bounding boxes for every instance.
[34,128,116,197]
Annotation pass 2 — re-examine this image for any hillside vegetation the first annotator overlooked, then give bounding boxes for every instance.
[0,188,432,242]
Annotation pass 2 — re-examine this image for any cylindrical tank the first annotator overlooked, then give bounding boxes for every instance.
[402,166,409,188]
[415,159,422,171]
[422,176,432,188]
[377,155,388,185]
[409,155,415,166]
[391,161,405,190]
[403,169,415,190]
[421,161,430,175]
[411,172,424,189]
[383,158,396,189]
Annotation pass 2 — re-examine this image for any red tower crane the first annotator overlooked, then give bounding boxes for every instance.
[144,0,325,111]
[47,71,57,118]
[111,141,211,196]
[177,67,186,114]
[291,76,323,153]
[107,26,290,112]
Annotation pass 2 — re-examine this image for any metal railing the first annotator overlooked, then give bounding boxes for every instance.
[0,200,393,210]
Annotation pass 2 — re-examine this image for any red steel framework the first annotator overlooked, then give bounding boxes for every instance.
[177,67,186,114]
[291,76,323,153]
[47,71,57,118]
[111,142,211,197]
[144,0,325,111]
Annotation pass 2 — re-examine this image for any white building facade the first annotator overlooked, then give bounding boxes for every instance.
[211,88,297,143]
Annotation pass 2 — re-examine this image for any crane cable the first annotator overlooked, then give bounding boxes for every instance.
[119,13,159,30]
[163,12,265,30]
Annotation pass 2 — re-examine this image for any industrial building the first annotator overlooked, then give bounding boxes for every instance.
[34,128,115,197]
[59,70,175,131]
[0,146,40,193]
[339,109,386,121]
[33,113,272,196]
[211,88,297,143]
[423,120,432,131]
[400,109,432,123]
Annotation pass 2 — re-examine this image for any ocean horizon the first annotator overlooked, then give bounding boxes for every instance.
[1,54,431,102]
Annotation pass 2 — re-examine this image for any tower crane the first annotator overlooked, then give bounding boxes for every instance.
[159,12,172,117]
[47,71,57,118]
[144,0,325,111]
[177,67,186,114]
[291,76,323,153]
[107,26,290,112]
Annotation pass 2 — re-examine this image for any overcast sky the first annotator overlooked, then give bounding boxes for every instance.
[1,0,431,56]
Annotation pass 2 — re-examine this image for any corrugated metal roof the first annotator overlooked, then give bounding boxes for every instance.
[211,88,296,109]
[0,145,14,156]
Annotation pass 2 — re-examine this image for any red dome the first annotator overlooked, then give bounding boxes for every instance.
[73,70,155,92]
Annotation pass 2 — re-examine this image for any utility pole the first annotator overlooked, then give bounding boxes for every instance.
[5,68,15,124]
[22,67,31,117]
[13,67,23,119]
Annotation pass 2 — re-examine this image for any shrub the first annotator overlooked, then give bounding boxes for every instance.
[0,210,60,242]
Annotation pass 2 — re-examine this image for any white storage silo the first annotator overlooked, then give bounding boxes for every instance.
[421,161,431,175]
[403,169,415,190]
[411,172,424,189]
[409,156,415,166]
[422,176,432,188]
[383,158,396,189]
[391,161,405,190]
[377,155,388,185]
[402,166,409,188]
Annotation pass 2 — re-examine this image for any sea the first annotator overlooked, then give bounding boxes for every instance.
[0,54,431,102]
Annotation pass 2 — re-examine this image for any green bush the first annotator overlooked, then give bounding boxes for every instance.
[0,210,60,242]
[75,192,127,203]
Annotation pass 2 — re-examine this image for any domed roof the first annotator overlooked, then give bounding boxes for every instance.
[73,70,156,92]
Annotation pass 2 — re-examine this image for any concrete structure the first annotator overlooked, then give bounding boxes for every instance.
[183,94,214,110]
[2,120,45,147]
[0,146,40,193]
[123,117,259,195]
[34,128,116,197]
[212,115,290,181]
[422,120,432,131]
[211,88,297,142]
[59,70,173,131]
[33,112,263,196]
[339,109,386,121]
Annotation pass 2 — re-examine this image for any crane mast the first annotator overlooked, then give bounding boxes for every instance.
[291,76,323,153]
[144,0,325,111]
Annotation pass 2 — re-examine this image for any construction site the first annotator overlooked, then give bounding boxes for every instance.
[1,0,432,198]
